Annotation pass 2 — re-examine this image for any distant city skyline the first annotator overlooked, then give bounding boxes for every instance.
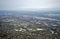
[0,0,60,11]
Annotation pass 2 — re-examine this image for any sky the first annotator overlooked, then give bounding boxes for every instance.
[0,0,60,11]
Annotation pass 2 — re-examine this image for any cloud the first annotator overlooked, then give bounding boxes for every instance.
[0,0,60,10]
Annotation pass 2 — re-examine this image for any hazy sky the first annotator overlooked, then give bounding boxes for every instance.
[0,0,60,11]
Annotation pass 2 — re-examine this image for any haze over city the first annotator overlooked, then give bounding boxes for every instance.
[0,0,60,39]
